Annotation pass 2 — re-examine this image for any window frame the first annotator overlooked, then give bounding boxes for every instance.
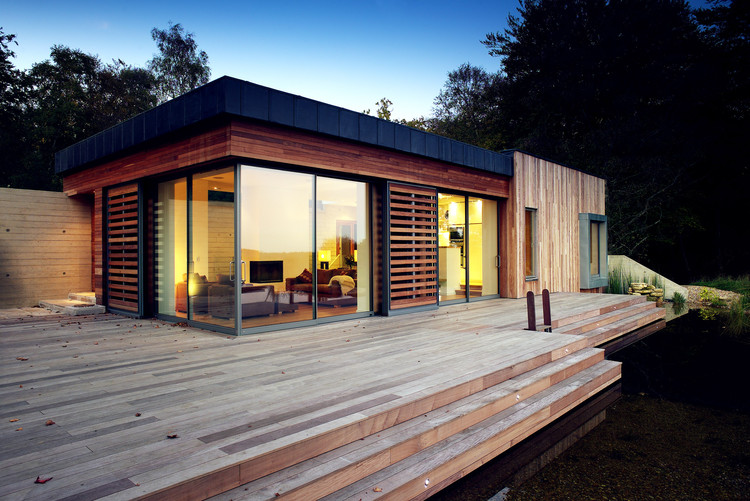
[524,208,538,281]
[579,213,608,289]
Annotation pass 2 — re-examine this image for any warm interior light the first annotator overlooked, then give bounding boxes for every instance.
[353,249,358,262]
[318,250,330,262]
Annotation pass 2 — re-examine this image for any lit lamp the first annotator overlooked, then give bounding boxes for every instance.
[353,249,358,263]
[318,250,330,270]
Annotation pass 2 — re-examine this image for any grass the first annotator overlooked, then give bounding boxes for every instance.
[608,265,664,295]
[691,275,750,337]
[691,274,750,298]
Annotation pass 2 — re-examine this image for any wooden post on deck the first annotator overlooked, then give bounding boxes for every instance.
[542,289,552,331]
[525,291,536,331]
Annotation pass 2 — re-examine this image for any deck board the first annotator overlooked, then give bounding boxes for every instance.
[0,293,656,500]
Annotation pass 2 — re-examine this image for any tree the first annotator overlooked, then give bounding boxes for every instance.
[481,0,716,279]
[15,46,156,190]
[0,28,27,188]
[148,22,210,104]
[430,63,505,150]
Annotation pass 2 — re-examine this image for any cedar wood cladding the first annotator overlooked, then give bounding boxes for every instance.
[503,151,606,298]
[63,120,511,198]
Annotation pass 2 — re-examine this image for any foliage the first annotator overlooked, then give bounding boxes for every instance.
[427,0,749,282]
[723,295,750,337]
[365,97,429,131]
[429,63,504,150]
[699,287,725,307]
[672,291,686,306]
[148,22,210,104]
[607,265,664,295]
[0,23,208,191]
[691,275,750,298]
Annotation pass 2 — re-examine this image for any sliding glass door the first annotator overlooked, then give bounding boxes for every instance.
[155,164,371,333]
[438,192,499,301]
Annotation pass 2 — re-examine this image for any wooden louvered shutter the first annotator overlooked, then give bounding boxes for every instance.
[387,183,438,310]
[106,184,140,313]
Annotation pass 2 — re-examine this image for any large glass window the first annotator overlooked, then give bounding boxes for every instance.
[438,193,499,301]
[155,178,187,317]
[192,168,235,328]
[469,197,498,296]
[438,193,465,301]
[241,166,314,328]
[316,177,371,317]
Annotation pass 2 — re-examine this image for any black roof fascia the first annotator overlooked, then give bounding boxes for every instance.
[55,76,514,178]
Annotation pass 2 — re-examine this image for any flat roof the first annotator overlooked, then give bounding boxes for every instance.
[55,76,514,177]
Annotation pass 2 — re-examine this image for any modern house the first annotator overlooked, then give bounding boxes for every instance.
[55,76,608,336]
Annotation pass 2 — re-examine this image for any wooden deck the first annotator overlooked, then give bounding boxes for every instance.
[0,293,664,500]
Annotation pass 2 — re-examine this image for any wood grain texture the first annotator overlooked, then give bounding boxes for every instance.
[0,292,659,501]
[106,184,140,312]
[502,152,606,298]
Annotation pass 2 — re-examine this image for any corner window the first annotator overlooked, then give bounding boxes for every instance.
[579,213,607,289]
[524,208,537,280]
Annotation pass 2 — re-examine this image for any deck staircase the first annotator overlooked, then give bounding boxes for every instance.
[198,296,662,501]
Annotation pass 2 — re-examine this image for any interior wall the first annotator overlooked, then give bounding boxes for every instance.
[0,188,92,308]
[503,152,606,298]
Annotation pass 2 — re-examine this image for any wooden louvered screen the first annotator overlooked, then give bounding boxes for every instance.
[106,184,140,313]
[388,183,438,310]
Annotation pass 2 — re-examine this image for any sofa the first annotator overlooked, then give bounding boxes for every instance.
[175,273,210,314]
[285,268,357,304]
[208,274,276,319]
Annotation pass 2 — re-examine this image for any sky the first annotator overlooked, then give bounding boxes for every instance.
[3,0,712,121]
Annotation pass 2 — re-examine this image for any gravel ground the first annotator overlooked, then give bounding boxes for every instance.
[683,285,742,309]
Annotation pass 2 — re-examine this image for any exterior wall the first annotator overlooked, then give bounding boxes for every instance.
[0,188,92,307]
[502,152,606,298]
[63,120,511,199]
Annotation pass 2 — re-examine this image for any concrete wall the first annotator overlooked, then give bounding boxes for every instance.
[609,254,687,300]
[0,188,92,308]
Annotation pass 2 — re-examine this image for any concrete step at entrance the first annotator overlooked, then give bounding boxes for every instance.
[39,292,104,315]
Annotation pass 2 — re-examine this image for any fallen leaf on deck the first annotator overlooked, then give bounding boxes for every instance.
[373,487,383,492]
[9,418,19,423]
[135,413,142,417]
[35,476,53,484]
[45,420,55,426]
[167,433,179,439]
[16,427,23,431]
[16,357,28,361]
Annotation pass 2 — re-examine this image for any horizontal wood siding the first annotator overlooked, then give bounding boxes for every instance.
[106,184,140,312]
[0,188,92,308]
[62,125,233,196]
[388,183,438,310]
[229,121,510,198]
[503,152,606,298]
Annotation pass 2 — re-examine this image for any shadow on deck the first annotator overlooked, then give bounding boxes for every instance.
[0,293,664,500]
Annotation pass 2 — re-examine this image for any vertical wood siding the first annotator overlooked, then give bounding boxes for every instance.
[502,152,606,298]
[0,188,92,308]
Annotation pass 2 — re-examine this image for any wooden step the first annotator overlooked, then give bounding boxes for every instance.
[320,360,621,500]
[555,301,657,336]
[129,331,591,500]
[550,294,646,329]
[560,306,666,348]
[210,348,606,500]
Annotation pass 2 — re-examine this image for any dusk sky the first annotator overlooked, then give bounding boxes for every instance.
[4,0,711,121]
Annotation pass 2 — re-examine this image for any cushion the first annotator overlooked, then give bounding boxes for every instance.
[330,274,356,295]
[217,274,232,285]
[317,268,333,284]
[297,268,313,283]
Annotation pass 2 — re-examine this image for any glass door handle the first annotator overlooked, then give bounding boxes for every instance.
[241,260,247,284]
[229,261,235,282]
